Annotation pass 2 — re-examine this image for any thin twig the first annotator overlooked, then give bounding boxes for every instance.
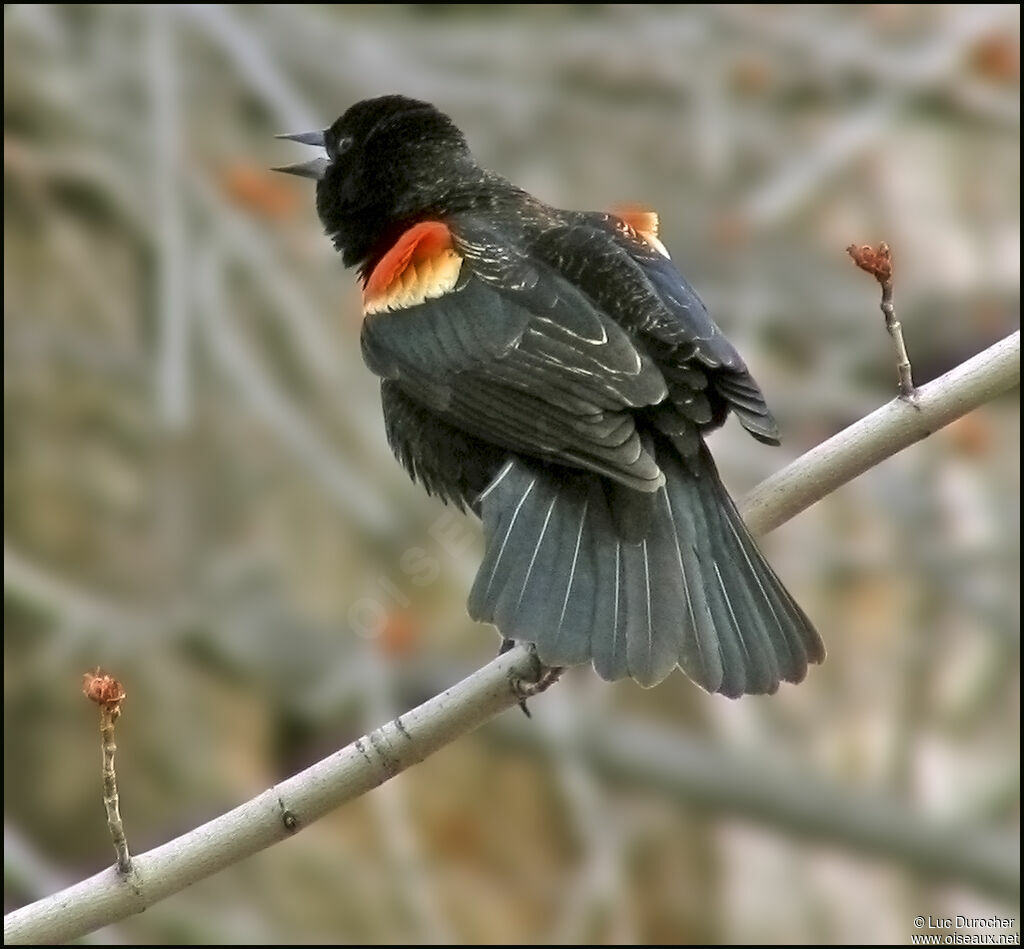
[742,331,1018,537]
[81,671,131,875]
[5,646,545,945]
[847,242,916,399]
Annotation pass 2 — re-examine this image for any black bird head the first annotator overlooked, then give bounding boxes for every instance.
[275,95,477,268]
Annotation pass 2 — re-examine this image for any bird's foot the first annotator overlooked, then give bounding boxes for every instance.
[500,639,563,718]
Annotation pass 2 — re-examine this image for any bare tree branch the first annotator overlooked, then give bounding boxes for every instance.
[2,824,126,945]
[3,645,543,945]
[743,331,1019,536]
[4,331,1020,945]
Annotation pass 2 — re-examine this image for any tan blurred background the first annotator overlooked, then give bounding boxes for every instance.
[3,4,1019,944]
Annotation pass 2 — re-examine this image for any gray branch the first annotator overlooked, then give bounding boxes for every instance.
[3,645,542,945]
[742,331,1020,536]
[4,332,1020,945]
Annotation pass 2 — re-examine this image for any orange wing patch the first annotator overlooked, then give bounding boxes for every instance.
[612,205,670,259]
[363,221,463,316]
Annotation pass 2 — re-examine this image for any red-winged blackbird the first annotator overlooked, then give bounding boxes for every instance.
[275,95,824,696]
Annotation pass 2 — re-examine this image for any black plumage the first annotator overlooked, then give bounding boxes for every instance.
[276,95,824,694]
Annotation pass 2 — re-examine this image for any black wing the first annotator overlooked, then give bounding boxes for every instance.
[542,213,781,445]
[362,228,669,493]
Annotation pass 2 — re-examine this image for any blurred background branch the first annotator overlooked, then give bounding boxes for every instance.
[492,714,1019,901]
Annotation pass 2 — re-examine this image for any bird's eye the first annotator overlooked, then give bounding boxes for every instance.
[332,135,354,159]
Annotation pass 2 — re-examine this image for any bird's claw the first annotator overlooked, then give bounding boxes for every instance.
[501,640,563,717]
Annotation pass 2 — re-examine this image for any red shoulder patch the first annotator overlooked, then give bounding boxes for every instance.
[611,205,670,258]
[363,221,463,315]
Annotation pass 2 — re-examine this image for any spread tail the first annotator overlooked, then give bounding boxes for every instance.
[468,442,824,695]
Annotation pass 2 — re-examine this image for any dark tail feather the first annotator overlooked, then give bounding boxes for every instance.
[468,445,824,695]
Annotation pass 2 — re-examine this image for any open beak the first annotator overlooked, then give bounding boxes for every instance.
[272,157,328,180]
[273,130,328,180]
[276,130,326,147]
